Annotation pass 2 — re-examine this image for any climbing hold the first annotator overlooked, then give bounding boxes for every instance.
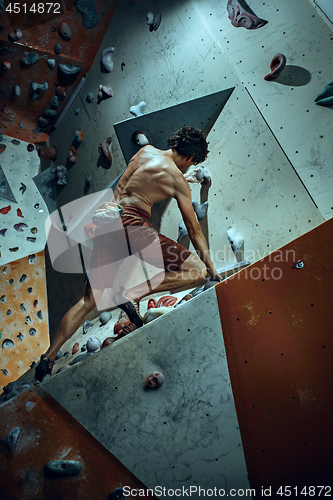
[20,52,40,65]
[130,101,146,117]
[143,306,173,324]
[68,146,77,163]
[146,372,164,388]
[85,176,91,186]
[43,108,57,118]
[8,28,23,42]
[109,487,124,500]
[27,144,34,152]
[0,295,6,303]
[54,43,62,54]
[0,427,20,453]
[38,146,57,159]
[147,298,157,309]
[58,22,73,40]
[11,139,20,146]
[17,333,24,341]
[0,144,6,154]
[74,129,84,143]
[177,220,188,243]
[13,85,21,97]
[9,247,19,252]
[315,81,333,107]
[293,259,304,269]
[81,344,87,351]
[27,237,36,243]
[37,310,43,320]
[49,96,59,109]
[50,165,67,185]
[0,229,7,236]
[86,91,94,102]
[30,92,39,101]
[132,130,149,147]
[156,295,178,308]
[70,352,92,365]
[72,342,80,355]
[75,0,99,29]
[87,336,102,352]
[98,85,113,102]
[45,460,82,476]
[19,121,24,129]
[227,0,268,29]
[2,61,11,70]
[17,208,23,217]
[28,253,35,263]
[59,63,82,75]
[14,223,28,232]
[101,47,114,72]
[227,228,244,256]
[194,166,211,185]
[2,339,14,349]
[192,200,208,220]
[146,12,161,32]
[75,108,80,115]
[98,137,113,165]
[83,320,93,334]
[38,117,51,127]
[55,350,62,360]
[31,82,48,92]
[55,86,66,97]
[47,59,55,69]
[102,337,114,348]
[264,53,286,81]
[20,303,26,311]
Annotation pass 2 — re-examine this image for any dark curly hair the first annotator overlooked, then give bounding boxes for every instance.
[167,126,209,165]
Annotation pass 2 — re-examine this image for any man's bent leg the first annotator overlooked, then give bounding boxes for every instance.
[35,286,103,380]
[125,253,206,302]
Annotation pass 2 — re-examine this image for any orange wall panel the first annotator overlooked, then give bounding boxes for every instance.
[216,219,333,495]
[0,250,49,385]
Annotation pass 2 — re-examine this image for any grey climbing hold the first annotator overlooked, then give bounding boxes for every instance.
[2,339,14,349]
[195,166,211,185]
[19,121,24,129]
[75,108,80,115]
[49,96,59,109]
[0,427,20,453]
[30,92,39,101]
[31,82,48,92]
[13,85,21,97]
[55,350,62,360]
[54,43,62,54]
[58,22,73,41]
[293,259,304,269]
[177,220,188,243]
[17,333,24,341]
[70,352,92,365]
[192,286,204,297]
[0,295,6,303]
[86,92,94,103]
[20,52,39,65]
[109,487,124,500]
[47,59,55,69]
[45,460,82,476]
[75,0,99,29]
[146,12,161,32]
[43,108,57,118]
[192,200,208,220]
[19,274,27,283]
[11,139,20,145]
[37,310,43,320]
[130,101,146,117]
[38,117,50,128]
[101,47,114,72]
[87,336,102,352]
[83,320,93,334]
[99,311,111,325]
[59,63,82,75]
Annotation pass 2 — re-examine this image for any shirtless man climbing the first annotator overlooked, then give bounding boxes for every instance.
[35,126,221,381]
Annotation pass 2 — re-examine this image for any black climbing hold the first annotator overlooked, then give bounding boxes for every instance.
[20,274,27,283]
[45,460,82,476]
[0,427,20,453]
[37,310,43,320]
[109,487,124,500]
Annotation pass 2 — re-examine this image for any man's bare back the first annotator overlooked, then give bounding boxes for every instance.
[114,145,188,217]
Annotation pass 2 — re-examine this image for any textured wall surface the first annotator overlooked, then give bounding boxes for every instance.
[0,251,49,386]
[43,290,250,497]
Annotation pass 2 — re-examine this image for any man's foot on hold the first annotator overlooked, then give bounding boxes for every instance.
[35,354,54,382]
[113,288,143,327]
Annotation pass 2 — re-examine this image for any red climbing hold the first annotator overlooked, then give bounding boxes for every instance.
[0,205,11,214]
[72,342,79,355]
[17,208,24,218]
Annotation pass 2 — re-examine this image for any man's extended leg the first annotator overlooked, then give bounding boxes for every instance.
[35,286,103,380]
[116,253,206,303]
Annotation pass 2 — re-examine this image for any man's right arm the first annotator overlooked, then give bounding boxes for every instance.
[174,179,221,280]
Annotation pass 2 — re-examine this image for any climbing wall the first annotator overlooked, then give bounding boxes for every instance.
[0,250,49,386]
[0,385,157,499]
[215,218,333,493]
[0,0,119,143]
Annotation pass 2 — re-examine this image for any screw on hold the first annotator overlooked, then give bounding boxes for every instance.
[293,259,304,269]
[0,427,20,453]
[45,460,82,476]
[109,487,124,500]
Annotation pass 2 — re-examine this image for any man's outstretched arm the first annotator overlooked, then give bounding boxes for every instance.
[175,180,222,281]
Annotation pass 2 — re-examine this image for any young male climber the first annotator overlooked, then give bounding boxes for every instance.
[35,126,222,381]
